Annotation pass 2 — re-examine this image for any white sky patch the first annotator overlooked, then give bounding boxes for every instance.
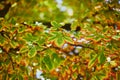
[77,38,86,43]
[36,69,43,79]
[46,44,52,47]
[60,6,67,12]
[23,22,27,24]
[55,68,60,72]
[33,63,38,66]
[77,38,90,43]
[113,8,120,12]
[27,42,33,46]
[57,4,61,8]
[74,46,82,53]
[73,37,77,41]
[105,0,112,3]
[86,19,92,22]
[55,0,74,16]
[76,46,82,49]
[107,57,111,62]
[56,1,67,12]
[35,21,42,26]
[55,0,63,5]
[119,0,120,4]
[44,29,50,33]
[67,8,73,16]
[69,51,74,55]
[115,67,118,71]
[62,54,66,58]
[38,76,45,80]
[62,43,68,49]
[74,49,79,53]
[15,23,19,26]
[16,51,20,54]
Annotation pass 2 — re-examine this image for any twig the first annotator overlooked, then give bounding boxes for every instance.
[68,43,96,51]
[39,43,97,55]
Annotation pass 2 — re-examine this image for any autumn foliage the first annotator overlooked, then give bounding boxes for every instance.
[0,0,120,80]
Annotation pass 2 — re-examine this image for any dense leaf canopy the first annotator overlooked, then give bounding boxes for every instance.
[0,0,120,80]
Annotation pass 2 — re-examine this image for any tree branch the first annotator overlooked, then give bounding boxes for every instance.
[69,43,96,51]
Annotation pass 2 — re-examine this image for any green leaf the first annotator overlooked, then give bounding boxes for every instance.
[18,75,23,80]
[51,21,61,29]
[110,61,117,66]
[28,46,37,58]
[3,73,8,80]
[52,53,59,61]
[112,35,120,40]
[96,73,105,80]
[23,33,33,42]
[10,40,19,48]
[11,74,18,80]
[55,37,65,47]
[20,46,29,53]
[23,33,38,42]
[98,52,106,64]
[36,37,46,46]
[72,72,77,79]
[5,59,10,65]
[88,54,98,68]
[18,26,26,33]
[71,20,78,30]
[0,25,3,31]
[95,75,101,80]
[0,34,6,45]
[48,35,56,41]
[64,36,73,44]
[52,53,61,67]
[85,70,90,80]
[9,18,16,24]
[43,55,53,70]
[32,36,39,42]
[10,27,17,33]
[91,76,97,80]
